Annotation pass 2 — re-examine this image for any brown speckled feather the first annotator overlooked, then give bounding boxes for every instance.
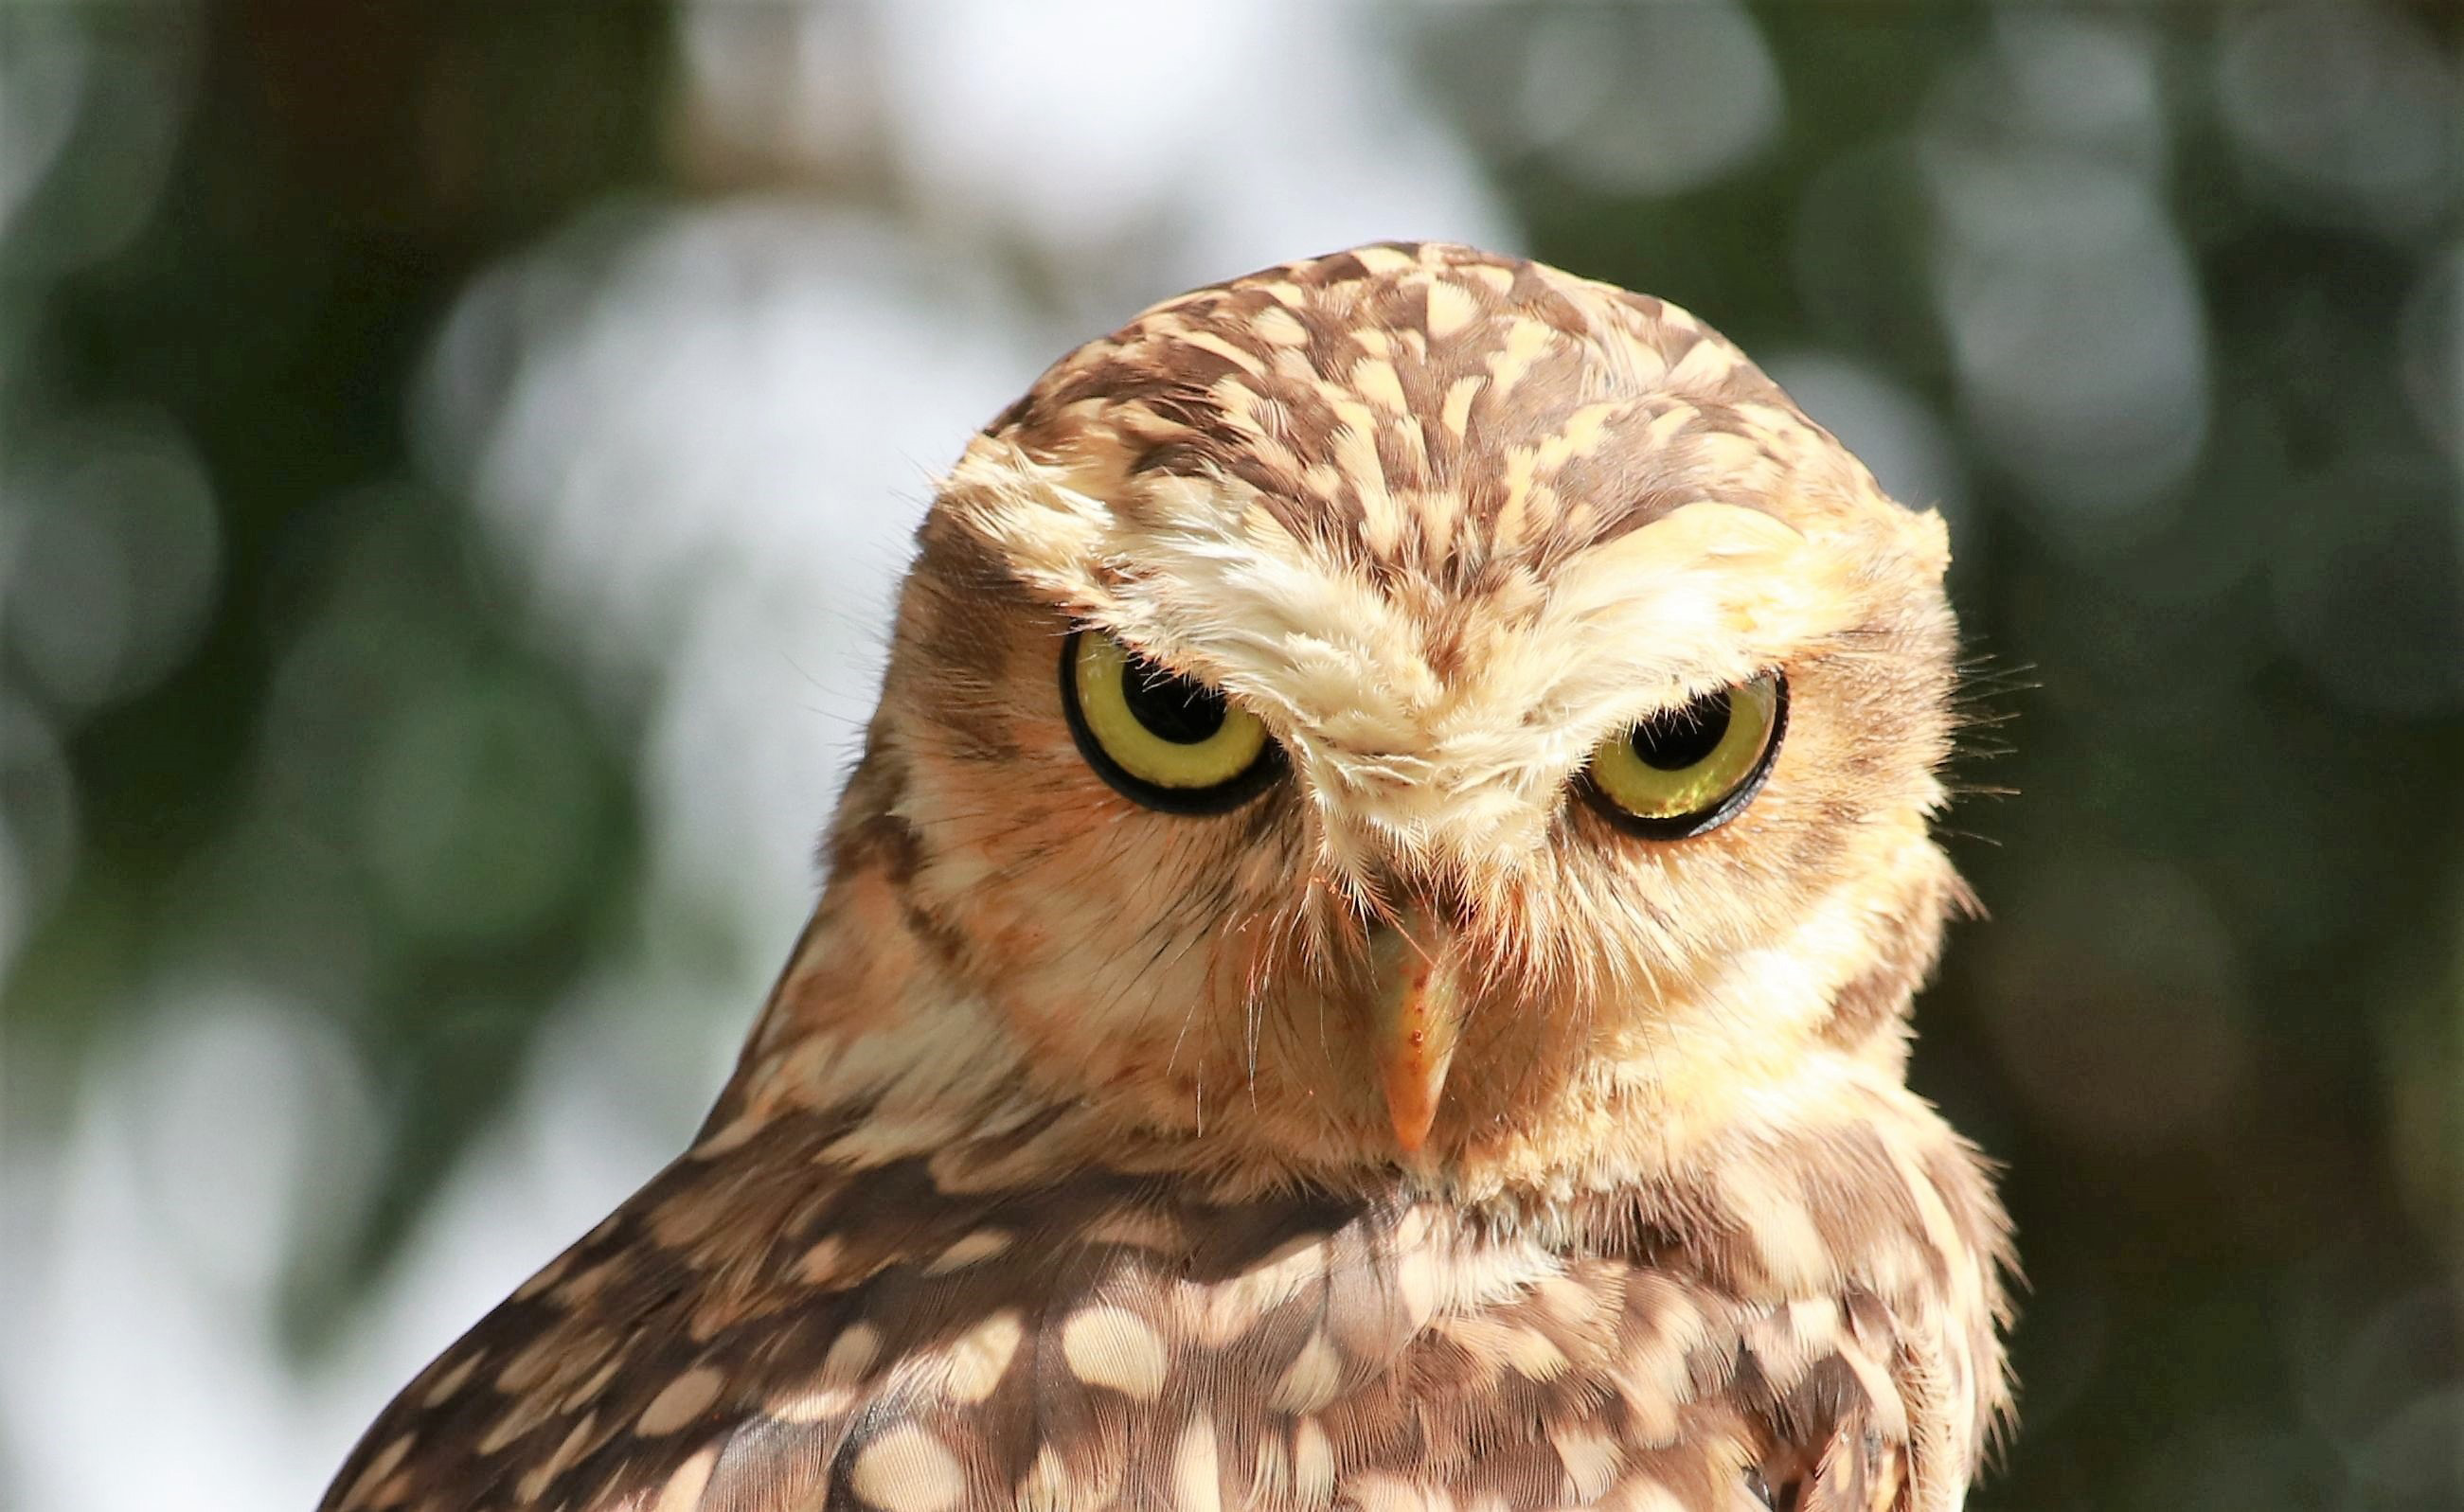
[327,1117,1995,1510]
[322,243,2011,1512]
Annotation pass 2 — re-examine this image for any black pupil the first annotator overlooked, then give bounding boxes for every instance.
[1630,690,1732,771]
[1123,657,1229,744]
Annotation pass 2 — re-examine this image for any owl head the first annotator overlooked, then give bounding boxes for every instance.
[763,243,1963,1200]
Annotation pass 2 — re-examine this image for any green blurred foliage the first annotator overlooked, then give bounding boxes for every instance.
[3,3,2458,1507]
[3,2,668,1341]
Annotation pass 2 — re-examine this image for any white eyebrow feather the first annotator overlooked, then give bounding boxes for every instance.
[946,445,1885,869]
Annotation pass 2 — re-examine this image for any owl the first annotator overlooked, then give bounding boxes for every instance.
[321,243,2011,1512]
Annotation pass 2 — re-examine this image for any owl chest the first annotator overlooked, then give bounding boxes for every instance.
[766,1210,1893,1510]
[335,1162,1916,1512]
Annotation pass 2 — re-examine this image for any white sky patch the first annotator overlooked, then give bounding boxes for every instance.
[1512,0,1782,197]
[1919,21,2210,544]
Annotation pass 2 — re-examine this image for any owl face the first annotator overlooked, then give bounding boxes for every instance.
[856,244,1962,1187]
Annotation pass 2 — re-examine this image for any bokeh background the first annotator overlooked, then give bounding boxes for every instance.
[3,3,2457,1507]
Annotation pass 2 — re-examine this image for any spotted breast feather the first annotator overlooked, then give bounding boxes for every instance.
[322,1080,2003,1511]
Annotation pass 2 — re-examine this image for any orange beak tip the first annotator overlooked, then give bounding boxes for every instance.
[1370,911,1466,1160]
[1384,1076,1438,1156]
[1377,991,1457,1158]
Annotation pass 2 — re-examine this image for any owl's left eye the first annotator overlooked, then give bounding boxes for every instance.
[1580,672,1788,839]
[1061,631,1282,813]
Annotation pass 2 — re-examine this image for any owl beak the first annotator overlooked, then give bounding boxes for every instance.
[1370,908,1465,1156]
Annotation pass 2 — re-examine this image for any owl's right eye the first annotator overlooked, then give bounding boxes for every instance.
[1061,631,1283,813]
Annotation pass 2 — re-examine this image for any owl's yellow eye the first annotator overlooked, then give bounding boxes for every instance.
[1061,631,1281,813]
[1580,672,1788,839]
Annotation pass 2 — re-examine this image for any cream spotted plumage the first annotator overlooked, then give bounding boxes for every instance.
[322,242,2012,1512]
